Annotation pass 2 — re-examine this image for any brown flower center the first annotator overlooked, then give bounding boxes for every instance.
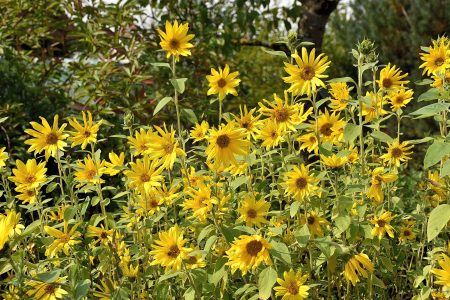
[275,108,289,122]
[246,240,263,256]
[46,133,59,145]
[270,131,277,139]
[300,66,315,81]
[403,229,411,236]
[140,173,150,183]
[168,245,180,258]
[241,122,249,129]
[216,134,230,148]
[394,96,404,104]
[435,57,444,67]
[377,219,386,227]
[60,234,70,243]
[100,231,108,239]
[247,208,257,219]
[26,189,36,196]
[25,175,36,183]
[83,130,91,138]
[307,216,316,225]
[150,200,159,208]
[86,170,96,180]
[217,78,227,88]
[187,256,197,264]
[169,39,180,50]
[163,143,174,154]
[382,78,393,89]
[287,281,299,295]
[391,147,403,158]
[45,284,56,294]
[320,123,333,137]
[296,177,307,189]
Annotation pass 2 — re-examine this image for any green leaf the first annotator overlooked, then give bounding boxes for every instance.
[441,159,450,177]
[182,108,198,124]
[371,130,393,143]
[290,201,300,218]
[46,182,58,193]
[37,270,61,283]
[209,257,227,285]
[153,97,173,116]
[270,241,291,264]
[258,267,278,300]
[64,206,76,221]
[410,103,450,118]
[294,224,310,247]
[21,220,41,237]
[407,137,433,145]
[424,141,450,169]
[415,79,433,86]
[158,271,182,283]
[334,215,351,235]
[170,78,188,94]
[427,204,450,242]
[197,225,214,243]
[112,191,130,200]
[151,62,171,69]
[74,279,91,300]
[231,176,247,190]
[261,48,287,59]
[184,287,195,300]
[204,235,218,253]
[344,123,359,144]
[328,77,356,85]
[418,88,440,101]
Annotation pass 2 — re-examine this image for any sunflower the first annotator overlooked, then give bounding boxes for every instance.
[420,39,450,76]
[24,115,68,160]
[387,88,414,111]
[426,170,448,203]
[370,211,395,239]
[185,166,211,188]
[150,225,190,272]
[26,276,68,300]
[300,211,329,237]
[258,91,312,132]
[314,110,345,144]
[15,187,39,204]
[366,167,398,203]
[205,121,250,168]
[283,164,318,201]
[44,221,81,257]
[74,155,105,185]
[104,151,125,176]
[157,20,194,59]
[274,269,310,300]
[343,253,374,286]
[67,110,102,149]
[155,183,180,205]
[127,128,154,156]
[362,92,387,122]
[380,139,414,167]
[297,132,319,154]
[283,47,331,96]
[329,82,350,111]
[185,246,206,270]
[86,224,113,246]
[124,156,164,194]
[226,159,248,176]
[431,70,450,88]
[0,147,8,169]
[399,225,416,242]
[190,121,210,143]
[237,193,270,227]
[206,64,241,101]
[135,191,163,217]
[147,124,185,170]
[93,279,114,300]
[0,212,15,250]
[257,118,286,150]
[9,159,47,191]
[377,63,409,90]
[320,154,348,168]
[231,105,261,139]
[225,234,272,275]
[181,185,216,223]
[431,254,450,287]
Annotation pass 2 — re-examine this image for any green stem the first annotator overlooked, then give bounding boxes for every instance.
[356,55,365,175]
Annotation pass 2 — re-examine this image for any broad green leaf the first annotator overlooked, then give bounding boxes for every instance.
[184,287,195,300]
[153,97,173,116]
[270,241,291,264]
[151,62,171,69]
[410,103,450,118]
[170,78,187,94]
[74,279,91,300]
[290,201,300,218]
[37,270,61,283]
[441,159,450,177]
[231,176,247,190]
[294,224,310,247]
[407,137,433,145]
[258,267,277,300]
[64,206,76,221]
[334,215,351,235]
[427,204,450,242]
[197,225,214,243]
[371,130,393,143]
[158,271,182,283]
[417,88,440,101]
[328,77,356,85]
[344,123,359,144]
[182,108,198,124]
[209,257,227,285]
[424,141,450,169]
[112,191,130,200]
[261,48,287,59]
[415,79,433,86]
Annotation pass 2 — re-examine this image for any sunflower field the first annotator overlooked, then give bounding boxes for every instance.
[1,1,450,299]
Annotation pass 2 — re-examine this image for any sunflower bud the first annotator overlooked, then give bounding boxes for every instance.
[123,111,134,129]
[287,31,298,50]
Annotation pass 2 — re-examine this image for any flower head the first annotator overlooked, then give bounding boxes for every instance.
[371,211,395,239]
[420,39,450,76]
[206,64,240,101]
[283,164,318,201]
[380,139,414,167]
[157,20,194,59]
[237,194,270,227]
[274,269,310,300]
[377,63,409,90]
[67,110,102,149]
[343,253,374,286]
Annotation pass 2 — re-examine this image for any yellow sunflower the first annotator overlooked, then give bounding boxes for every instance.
[274,269,310,300]
[0,212,15,250]
[377,63,409,90]
[147,124,185,170]
[283,47,331,96]
[420,39,450,76]
[9,159,47,191]
[297,132,319,154]
[362,91,387,123]
[257,118,286,150]
[86,224,113,246]
[190,121,210,143]
[399,225,416,242]
[124,156,164,194]
[370,211,395,239]
[343,252,374,286]
[231,105,261,139]
[329,82,351,111]
[258,91,312,132]
[237,193,270,227]
[67,110,102,149]
[24,115,69,160]
[320,154,348,168]
[431,70,450,88]
[283,164,318,201]
[104,151,125,176]
[134,190,164,217]
[15,187,39,204]
[26,276,68,300]
[380,139,414,167]
[181,185,216,223]
[225,234,272,275]
[185,246,206,270]
[206,64,241,101]
[366,167,398,203]
[44,221,81,257]
[0,147,8,169]
[127,128,154,156]
[431,254,450,287]
[314,110,345,144]
[157,20,194,59]
[74,155,105,185]
[150,225,191,271]
[386,88,414,111]
[205,121,250,168]
[300,211,329,237]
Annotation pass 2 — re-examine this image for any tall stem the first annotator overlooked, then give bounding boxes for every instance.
[356,55,365,175]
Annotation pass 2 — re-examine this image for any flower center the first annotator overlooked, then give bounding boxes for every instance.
[300,66,315,80]
[382,78,393,89]
[245,240,263,256]
[287,281,299,295]
[241,122,249,129]
[25,175,36,183]
[270,131,277,139]
[309,136,317,143]
[169,39,180,50]
[296,177,307,189]
[150,200,159,208]
[187,256,197,264]
[46,133,59,145]
[247,208,257,219]
[83,130,91,138]
[395,96,404,104]
[26,189,36,196]
[391,147,403,158]
[216,134,230,148]
[435,57,444,66]
[167,245,180,258]
[403,229,411,236]
[377,219,386,227]
[140,173,151,183]
[100,231,108,239]
[163,143,174,154]
[275,108,289,122]
[60,234,71,244]
[217,78,227,88]
[45,284,56,294]
[86,170,96,180]
[307,216,316,225]
[320,123,333,137]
